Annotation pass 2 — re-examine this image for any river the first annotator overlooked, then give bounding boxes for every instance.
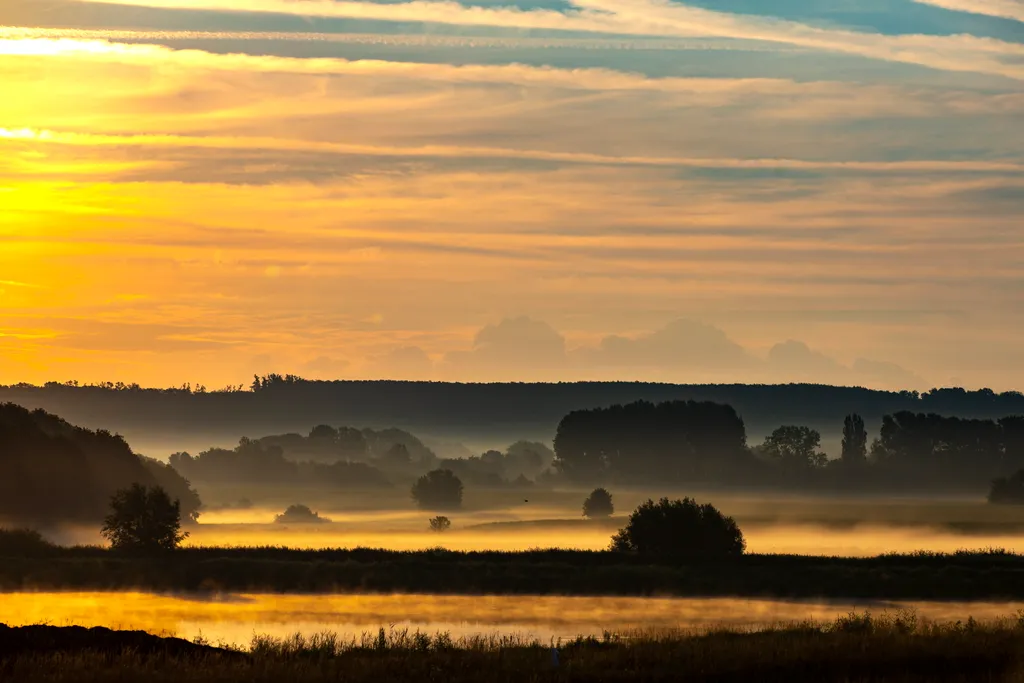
[3,592,1022,648]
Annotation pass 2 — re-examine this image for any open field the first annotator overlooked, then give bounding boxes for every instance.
[5,547,1024,600]
[6,612,1024,683]
[115,486,1024,557]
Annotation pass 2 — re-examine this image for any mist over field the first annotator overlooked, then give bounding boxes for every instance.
[40,484,1024,557]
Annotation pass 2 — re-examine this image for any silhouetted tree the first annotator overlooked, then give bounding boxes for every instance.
[309,424,339,441]
[274,504,329,524]
[411,469,463,510]
[428,516,451,532]
[583,488,614,518]
[610,497,744,559]
[170,438,390,488]
[256,426,369,463]
[504,441,552,478]
[139,456,201,523]
[101,484,188,552]
[383,443,412,465]
[554,400,750,483]
[871,411,1014,484]
[364,428,437,465]
[761,426,827,469]
[989,470,1024,504]
[0,528,55,557]
[170,439,297,484]
[480,450,505,472]
[841,414,868,464]
[336,427,368,459]
[0,403,201,525]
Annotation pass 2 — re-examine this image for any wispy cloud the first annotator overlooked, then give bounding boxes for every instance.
[911,0,1024,22]
[6,127,1024,173]
[67,0,1024,79]
[8,36,1024,125]
[0,26,799,52]
[0,2,1022,388]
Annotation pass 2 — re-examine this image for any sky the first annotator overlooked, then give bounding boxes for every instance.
[0,0,1022,390]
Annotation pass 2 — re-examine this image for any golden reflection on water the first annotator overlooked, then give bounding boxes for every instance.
[4,592,1023,647]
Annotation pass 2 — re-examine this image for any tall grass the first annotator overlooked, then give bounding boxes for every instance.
[7,612,1024,682]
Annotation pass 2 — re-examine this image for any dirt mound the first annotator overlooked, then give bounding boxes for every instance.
[0,624,241,658]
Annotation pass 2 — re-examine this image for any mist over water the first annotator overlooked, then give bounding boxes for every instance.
[6,592,1023,647]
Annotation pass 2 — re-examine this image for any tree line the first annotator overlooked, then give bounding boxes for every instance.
[170,426,554,490]
[169,438,391,489]
[553,400,1024,491]
[4,381,1024,461]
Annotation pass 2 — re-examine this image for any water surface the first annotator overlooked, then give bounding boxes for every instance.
[5,592,1022,647]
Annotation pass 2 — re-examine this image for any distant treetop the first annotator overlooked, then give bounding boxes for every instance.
[274,504,330,524]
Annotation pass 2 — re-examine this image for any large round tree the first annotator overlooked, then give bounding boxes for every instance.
[101,484,188,553]
[582,488,614,518]
[611,497,744,559]
[411,469,464,510]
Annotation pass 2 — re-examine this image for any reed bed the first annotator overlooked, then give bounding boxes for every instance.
[6,611,1024,682]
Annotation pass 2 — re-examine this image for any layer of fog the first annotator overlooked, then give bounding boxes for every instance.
[5,592,1022,647]
[51,489,1024,556]
[183,523,1024,555]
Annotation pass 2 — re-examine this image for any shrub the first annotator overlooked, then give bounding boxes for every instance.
[101,484,188,552]
[275,505,330,524]
[582,488,614,518]
[610,497,745,559]
[411,469,463,510]
[429,516,451,533]
[0,528,56,556]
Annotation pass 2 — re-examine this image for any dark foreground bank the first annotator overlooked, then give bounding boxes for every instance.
[5,546,1024,600]
[4,615,1024,683]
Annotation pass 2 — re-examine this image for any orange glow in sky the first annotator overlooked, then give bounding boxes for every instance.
[1,9,1022,389]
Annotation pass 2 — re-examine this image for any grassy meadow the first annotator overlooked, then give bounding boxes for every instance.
[4,545,1024,600]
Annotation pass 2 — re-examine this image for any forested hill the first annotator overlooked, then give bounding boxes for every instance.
[1,380,1022,450]
[0,403,201,525]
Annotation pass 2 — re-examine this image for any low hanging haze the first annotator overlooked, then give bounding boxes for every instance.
[1,0,1022,390]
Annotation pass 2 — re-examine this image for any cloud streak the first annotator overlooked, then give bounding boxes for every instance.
[912,0,1024,22]
[0,26,797,51]
[5,127,1024,173]
[66,0,1024,79]
[6,36,1023,123]
[0,2,1021,389]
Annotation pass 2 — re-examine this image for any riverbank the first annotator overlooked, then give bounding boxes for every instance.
[4,546,1024,600]
[3,614,1024,682]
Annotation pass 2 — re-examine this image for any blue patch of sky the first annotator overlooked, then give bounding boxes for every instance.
[5,0,1022,43]
[681,167,827,180]
[127,37,1020,90]
[663,0,1024,43]
[836,118,1024,160]
[4,0,1022,90]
